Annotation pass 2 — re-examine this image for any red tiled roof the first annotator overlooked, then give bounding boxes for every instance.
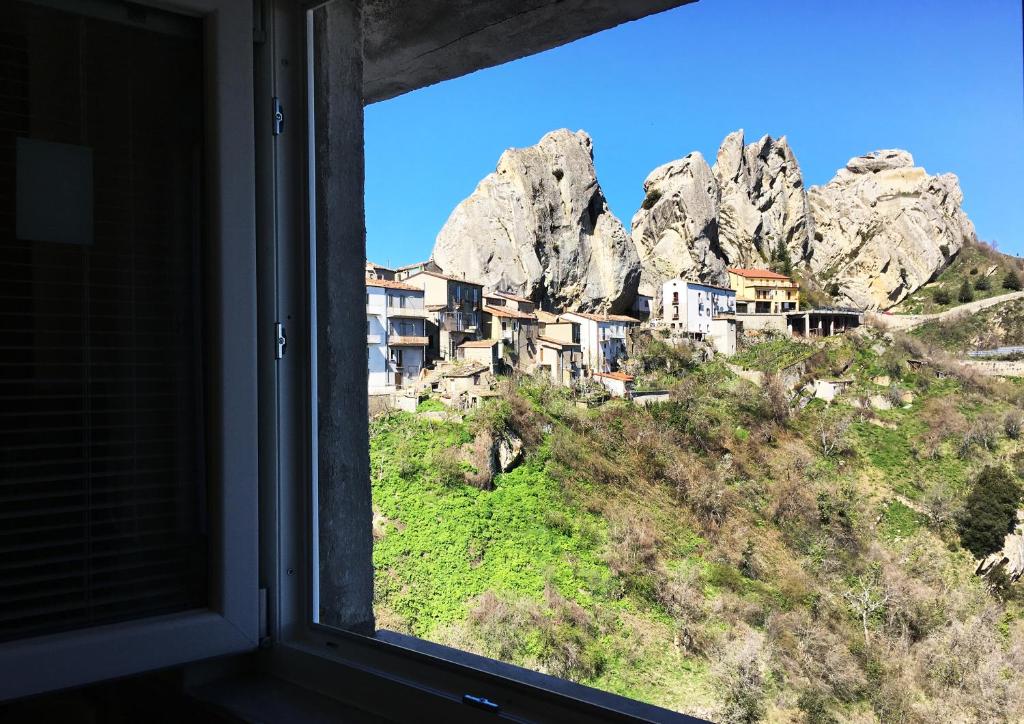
[534,310,561,324]
[483,305,536,320]
[458,339,498,348]
[538,336,579,347]
[366,278,422,291]
[727,267,793,281]
[406,269,484,286]
[490,290,534,305]
[594,371,634,382]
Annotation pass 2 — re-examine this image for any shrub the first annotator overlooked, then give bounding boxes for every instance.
[641,188,662,210]
[958,413,1001,458]
[429,446,467,487]
[713,631,770,724]
[932,288,951,305]
[1005,411,1023,440]
[1003,270,1022,291]
[957,466,1022,558]
[958,280,975,303]
[974,275,991,291]
[760,372,790,425]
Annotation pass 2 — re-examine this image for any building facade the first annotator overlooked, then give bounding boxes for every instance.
[561,311,639,373]
[662,279,736,335]
[727,267,800,314]
[405,270,483,360]
[366,278,429,394]
[535,310,582,385]
[482,291,538,370]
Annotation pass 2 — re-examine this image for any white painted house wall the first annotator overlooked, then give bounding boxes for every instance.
[367,286,390,393]
[662,280,736,335]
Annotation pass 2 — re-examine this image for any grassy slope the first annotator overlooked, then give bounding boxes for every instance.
[370,335,1024,721]
[911,298,1024,352]
[894,241,1024,314]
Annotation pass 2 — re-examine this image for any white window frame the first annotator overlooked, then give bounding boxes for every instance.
[0,0,259,701]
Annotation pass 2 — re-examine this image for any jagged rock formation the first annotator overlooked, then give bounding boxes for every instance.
[630,152,725,302]
[431,129,640,313]
[806,150,976,309]
[713,131,813,267]
[631,133,975,310]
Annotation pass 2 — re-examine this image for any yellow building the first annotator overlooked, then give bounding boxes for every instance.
[727,267,800,314]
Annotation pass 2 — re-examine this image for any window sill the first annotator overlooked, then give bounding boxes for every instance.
[254,628,708,723]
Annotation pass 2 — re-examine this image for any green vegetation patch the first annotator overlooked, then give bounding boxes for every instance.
[731,338,815,372]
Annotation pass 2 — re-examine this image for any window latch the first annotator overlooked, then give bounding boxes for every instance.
[275,322,287,360]
[462,694,500,713]
[272,97,284,136]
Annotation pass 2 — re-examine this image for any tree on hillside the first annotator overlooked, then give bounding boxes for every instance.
[974,275,991,291]
[769,236,793,277]
[1003,269,1022,291]
[958,279,975,304]
[957,466,1022,559]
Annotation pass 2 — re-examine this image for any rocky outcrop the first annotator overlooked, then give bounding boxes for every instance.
[431,129,640,313]
[630,153,725,303]
[631,134,975,311]
[977,511,1024,583]
[806,151,976,309]
[713,131,813,267]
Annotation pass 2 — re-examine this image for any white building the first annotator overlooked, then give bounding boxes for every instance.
[560,311,640,373]
[662,279,736,334]
[631,292,654,321]
[366,278,429,394]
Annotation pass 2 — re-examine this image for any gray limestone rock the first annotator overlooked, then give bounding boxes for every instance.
[807,150,976,309]
[431,129,640,313]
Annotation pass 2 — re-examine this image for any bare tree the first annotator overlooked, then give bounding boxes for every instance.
[844,565,889,644]
[811,406,853,458]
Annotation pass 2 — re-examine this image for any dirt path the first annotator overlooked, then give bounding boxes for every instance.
[868,290,1024,331]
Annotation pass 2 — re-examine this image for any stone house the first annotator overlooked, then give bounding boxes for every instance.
[561,311,640,373]
[404,270,483,361]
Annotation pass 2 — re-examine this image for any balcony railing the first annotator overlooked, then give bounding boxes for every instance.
[387,300,429,318]
[439,311,479,332]
[367,333,383,344]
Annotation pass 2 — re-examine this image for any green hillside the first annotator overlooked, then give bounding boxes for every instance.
[912,298,1024,352]
[370,332,1024,722]
[894,241,1023,314]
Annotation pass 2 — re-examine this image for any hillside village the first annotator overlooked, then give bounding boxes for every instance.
[364,127,1024,721]
[366,259,870,408]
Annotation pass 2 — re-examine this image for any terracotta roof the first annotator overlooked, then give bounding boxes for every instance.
[395,260,431,271]
[727,267,794,281]
[458,339,498,348]
[443,364,489,378]
[366,278,423,291]
[594,371,634,382]
[490,290,534,305]
[538,336,579,347]
[563,311,640,323]
[406,269,483,286]
[389,335,429,346]
[534,310,560,324]
[483,305,536,320]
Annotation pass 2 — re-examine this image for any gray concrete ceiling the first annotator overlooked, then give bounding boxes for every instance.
[362,0,698,103]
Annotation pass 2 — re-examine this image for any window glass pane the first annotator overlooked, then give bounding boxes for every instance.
[1,1,206,642]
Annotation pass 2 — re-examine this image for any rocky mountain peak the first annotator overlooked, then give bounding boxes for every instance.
[430,129,639,313]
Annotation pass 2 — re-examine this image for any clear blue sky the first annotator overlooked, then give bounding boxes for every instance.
[365,0,1024,267]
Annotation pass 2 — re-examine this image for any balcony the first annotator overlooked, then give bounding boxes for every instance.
[439,311,478,333]
[387,302,429,318]
[367,333,383,344]
[389,335,429,346]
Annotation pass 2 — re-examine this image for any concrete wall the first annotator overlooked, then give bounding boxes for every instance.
[735,312,789,333]
[312,0,373,633]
